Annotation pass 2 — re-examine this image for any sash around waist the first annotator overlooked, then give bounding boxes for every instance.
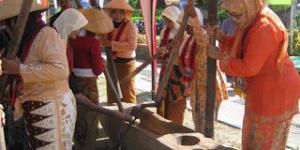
[114,57,135,63]
[73,68,97,77]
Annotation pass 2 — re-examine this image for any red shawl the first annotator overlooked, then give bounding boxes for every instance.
[108,20,129,57]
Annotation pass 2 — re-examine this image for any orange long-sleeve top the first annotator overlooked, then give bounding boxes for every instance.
[109,20,138,59]
[220,8,300,123]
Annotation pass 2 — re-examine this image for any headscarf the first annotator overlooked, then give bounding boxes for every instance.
[222,0,287,72]
[53,8,88,40]
[164,0,180,6]
[221,0,266,29]
[162,6,181,26]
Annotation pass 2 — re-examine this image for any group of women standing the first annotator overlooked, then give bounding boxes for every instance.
[0,0,299,149]
[157,0,300,149]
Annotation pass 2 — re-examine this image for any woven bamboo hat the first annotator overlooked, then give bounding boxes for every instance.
[0,0,48,21]
[79,8,114,35]
[104,0,134,17]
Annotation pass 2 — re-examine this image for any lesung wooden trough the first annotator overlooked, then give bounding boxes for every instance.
[97,102,236,150]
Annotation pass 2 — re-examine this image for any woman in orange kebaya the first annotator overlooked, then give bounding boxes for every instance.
[208,0,300,149]
[104,0,138,104]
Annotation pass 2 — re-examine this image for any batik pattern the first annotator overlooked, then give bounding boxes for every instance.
[22,91,76,150]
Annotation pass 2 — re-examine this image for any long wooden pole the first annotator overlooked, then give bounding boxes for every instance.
[150,0,158,101]
[106,48,123,99]
[154,13,189,106]
[120,52,160,84]
[76,98,131,122]
[0,0,35,148]
[103,65,124,112]
[205,0,218,138]
[6,1,34,58]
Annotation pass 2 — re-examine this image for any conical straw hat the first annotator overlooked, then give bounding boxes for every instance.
[79,8,114,35]
[104,0,134,18]
[0,0,48,21]
[104,0,134,12]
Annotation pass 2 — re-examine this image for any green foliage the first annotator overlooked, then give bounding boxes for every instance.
[296,9,300,27]
[128,0,138,8]
[128,0,164,22]
[291,8,300,56]
[218,9,229,23]
[290,29,300,56]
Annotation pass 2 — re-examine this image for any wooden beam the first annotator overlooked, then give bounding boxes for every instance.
[205,0,218,138]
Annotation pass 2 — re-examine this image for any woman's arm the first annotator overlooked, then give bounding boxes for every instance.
[20,28,69,83]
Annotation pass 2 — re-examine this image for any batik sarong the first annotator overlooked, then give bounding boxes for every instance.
[22,90,76,150]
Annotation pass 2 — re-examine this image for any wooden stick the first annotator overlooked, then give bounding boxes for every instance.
[154,13,190,106]
[0,0,34,147]
[106,48,123,99]
[205,0,218,138]
[120,52,160,84]
[0,0,35,99]
[104,65,124,112]
[6,1,34,58]
[76,98,132,122]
